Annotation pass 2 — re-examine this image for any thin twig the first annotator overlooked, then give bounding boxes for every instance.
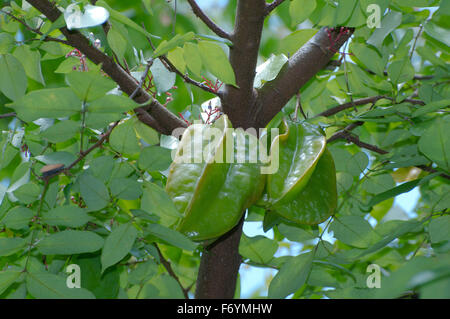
[365,68,433,81]
[154,243,190,299]
[0,112,16,119]
[264,0,286,16]
[66,121,119,171]
[160,55,223,96]
[0,9,69,45]
[293,93,307,120]
[315,95,425,118]
[328,123,450,180]
[130,59,154,99]
[186,0,231,40]
[142,24,222,96]
[329,131,388,154]
[410,24,424,60]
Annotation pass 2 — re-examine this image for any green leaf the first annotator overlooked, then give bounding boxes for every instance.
[412,100,450,118]
[150,58,176,94]
[361,174,396,194]
[89,94,137,114]
[101,222,138,273]
[134,120,159,146]
[109,119,141,156]
[138,146,172,172]
[183,42,202,77]
[330,216,380,248]
[0,271,22,296]
[387,59,415,85]
[145,223,197,251]
[35,151,76,167]
[8,88,81,122]
[0,33,15,54]
[351,42,386,76]
[1,206,34,230]
[418,117,450,171]
[97,0,159,39]
[423,21,450,47]
[26,272,95,299]
[107,25,127,62]
[128,259,158,285]
[74,255,120,299]
[0,53,27,101]
[141,182,181,228]
[153,32,195,57]
[367,11,402,48]
[239,234,278,264]
[66,70,116,102]
[13,182,41,204]
[375,255,450,298]
[41,120,80,143]
[41,206,91,228]
[13,45,45,85]
[277,223,316,242]
[88,155,115,183]
[167,47,186,74]
[142,274,184,299]
[254,54,288,88]
[37,230,104,255]
[198,41,236,86]
[346,152,369,176]
[276,29,318,56]
[289,0,317,26]
[0,237,27,256]
[268,252,313,298]
[55,56,96,73]
[336,0,358,25]
[78,173,110,212]
[109,178,142,200]
[428,216,450,243]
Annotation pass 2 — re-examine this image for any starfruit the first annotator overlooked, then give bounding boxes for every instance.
[166,115,265,241]
[265,119,337,225]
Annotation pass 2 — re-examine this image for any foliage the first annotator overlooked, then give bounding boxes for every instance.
[0,0,449,299]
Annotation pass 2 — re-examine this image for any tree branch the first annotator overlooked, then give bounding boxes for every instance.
[222,0,266,129]
[255,27,354,128]
[328,128,388,154]
[315,95,425,118]
[195,217,244,299]
[328,122,450,180]
[0,112,16,119]
[264,0,286,16]
[186,0,231,41]
[26,0,187,135]
[66,121,119,170]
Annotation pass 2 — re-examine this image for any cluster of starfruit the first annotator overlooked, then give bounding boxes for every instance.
[165,115,337,241]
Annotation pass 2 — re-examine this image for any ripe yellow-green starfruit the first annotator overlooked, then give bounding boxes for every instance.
[166,115,265,241]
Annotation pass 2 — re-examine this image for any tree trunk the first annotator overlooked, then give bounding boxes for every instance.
[194,218,244,298]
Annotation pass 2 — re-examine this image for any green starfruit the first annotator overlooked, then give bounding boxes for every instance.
[271,148,337,224]
[264,119,337,225]
[267,119,326,205]
[166,115,265,241]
